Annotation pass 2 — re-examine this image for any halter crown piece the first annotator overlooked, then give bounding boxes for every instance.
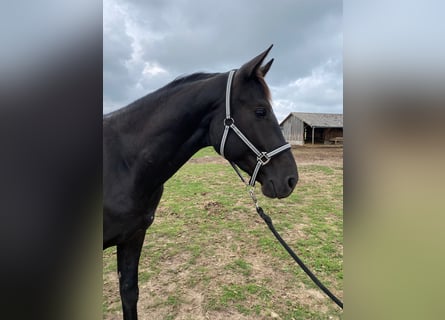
[219,70,291,188]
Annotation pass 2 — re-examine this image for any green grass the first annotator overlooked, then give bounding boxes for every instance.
[103,146,343,319]
[206,283,272,315]
[225,258,253,276]
[191,146,219,158]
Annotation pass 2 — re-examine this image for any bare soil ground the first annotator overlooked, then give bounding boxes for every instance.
[190,145,343,168]
[292,145,343,167]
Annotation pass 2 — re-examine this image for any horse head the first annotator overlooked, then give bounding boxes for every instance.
[209,45,298,198]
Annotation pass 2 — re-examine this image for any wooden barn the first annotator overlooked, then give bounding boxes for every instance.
[280,112,343,145]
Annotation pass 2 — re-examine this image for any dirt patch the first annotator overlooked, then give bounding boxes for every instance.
[292,145,343,167]
[203,201,225,215]
[189,145,343,168]
[189,156,226,164]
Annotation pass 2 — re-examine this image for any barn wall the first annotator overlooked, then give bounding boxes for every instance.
[282,115,304,145]
[281,114,343,145]
[323,128,343,141]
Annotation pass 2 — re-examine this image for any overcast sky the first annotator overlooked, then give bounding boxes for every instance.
[103,0,342,121]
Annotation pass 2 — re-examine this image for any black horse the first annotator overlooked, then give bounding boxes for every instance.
[103,46,298,320]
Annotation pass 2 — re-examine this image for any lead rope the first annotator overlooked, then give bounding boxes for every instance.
[220,70,343,310]
[248,188,344,309]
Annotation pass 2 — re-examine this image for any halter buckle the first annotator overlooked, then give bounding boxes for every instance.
[257,152,271,165]
[223,117,235,126]
[248,187,259,209]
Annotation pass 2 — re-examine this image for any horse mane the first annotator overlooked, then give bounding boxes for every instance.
[165,71,272,101]
[165,72,218,89]
[104,70,271,119]
[104,73,219,119]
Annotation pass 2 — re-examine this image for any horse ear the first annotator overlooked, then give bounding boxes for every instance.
[260,58,274,77]
[238,44,273,79]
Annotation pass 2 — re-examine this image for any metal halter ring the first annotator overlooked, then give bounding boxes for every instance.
[223,118,235,126]
[257,152,271,165]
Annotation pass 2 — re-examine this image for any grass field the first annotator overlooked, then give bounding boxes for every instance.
[103,146,343,320]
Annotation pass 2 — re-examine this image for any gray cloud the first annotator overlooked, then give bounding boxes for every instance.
[103,0,342,119]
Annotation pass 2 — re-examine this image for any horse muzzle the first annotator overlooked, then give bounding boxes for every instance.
[260,172,298,199]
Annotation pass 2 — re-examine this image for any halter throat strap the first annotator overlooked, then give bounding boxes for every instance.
[219,70,291,187]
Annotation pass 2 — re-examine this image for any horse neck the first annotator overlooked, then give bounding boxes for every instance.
[112,73,226,190]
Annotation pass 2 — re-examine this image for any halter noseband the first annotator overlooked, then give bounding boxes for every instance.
[219,70,291,187]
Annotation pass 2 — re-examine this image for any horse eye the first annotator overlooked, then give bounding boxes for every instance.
[255,107,267,118]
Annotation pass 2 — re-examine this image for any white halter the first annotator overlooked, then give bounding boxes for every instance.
[219,70,291,187]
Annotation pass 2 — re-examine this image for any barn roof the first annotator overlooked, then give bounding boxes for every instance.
[280,112,343,128]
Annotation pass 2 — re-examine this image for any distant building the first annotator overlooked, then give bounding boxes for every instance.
[280,112,343,145]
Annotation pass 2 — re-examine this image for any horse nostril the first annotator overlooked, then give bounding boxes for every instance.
[287,176,298,189]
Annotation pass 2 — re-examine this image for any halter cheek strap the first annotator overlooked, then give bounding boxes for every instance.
[219,70,291,187]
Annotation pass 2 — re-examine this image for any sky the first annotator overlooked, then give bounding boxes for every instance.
[103,0,342,122]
